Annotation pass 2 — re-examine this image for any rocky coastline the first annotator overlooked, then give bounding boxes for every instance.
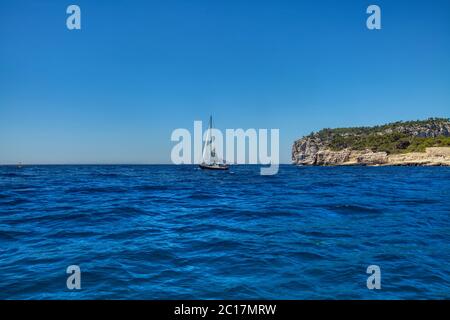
[292,119,450,166]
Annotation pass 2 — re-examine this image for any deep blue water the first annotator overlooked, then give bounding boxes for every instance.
[0,165,449,299]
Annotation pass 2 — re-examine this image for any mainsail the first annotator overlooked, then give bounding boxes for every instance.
[201,116,221,165]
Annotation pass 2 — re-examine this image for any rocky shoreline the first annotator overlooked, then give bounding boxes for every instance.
[292,119,450,166]
[292,147,450,166]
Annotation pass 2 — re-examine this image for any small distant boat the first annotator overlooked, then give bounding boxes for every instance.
[199,116,229,171]
[17,162,23,169]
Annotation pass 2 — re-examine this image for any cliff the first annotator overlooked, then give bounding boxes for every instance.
[292,118,450,166]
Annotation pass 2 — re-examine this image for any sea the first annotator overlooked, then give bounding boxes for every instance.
[0,165,449,299]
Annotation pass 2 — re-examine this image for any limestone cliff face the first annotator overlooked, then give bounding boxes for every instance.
[291,145,390,166]
[388,147,450,166]
[292,119,450,166]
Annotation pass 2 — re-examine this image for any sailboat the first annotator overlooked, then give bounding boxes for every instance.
[199,116,229,170]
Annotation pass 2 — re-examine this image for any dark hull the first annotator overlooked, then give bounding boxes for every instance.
[199,164,229,170]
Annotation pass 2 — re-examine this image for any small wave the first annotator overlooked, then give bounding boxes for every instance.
[302,230,352,239]
[202,207,262,220]
[100,228,160,240]
[0,230,28,240]
[326,204,382,215]
[373,253,402,261]
[190,239,245,252]
[135,185,170,191]
[119,248,179,263]
[65,186,127,194]
[109,206,149,215]
[396,198,438,205]
[261,208,299,217]
[222,284,262,298]
[188,193,213,200]
[5,211,89,225]
[0,173,25,178]
[91,173,123,178]
[291,251,324,261]
[0,198,29,206]
[48,230,99,238]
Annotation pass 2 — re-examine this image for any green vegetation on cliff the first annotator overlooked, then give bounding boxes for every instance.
[310,118,450,154]
[328,133,450,154]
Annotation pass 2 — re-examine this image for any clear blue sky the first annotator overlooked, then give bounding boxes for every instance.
[1,0,449,164]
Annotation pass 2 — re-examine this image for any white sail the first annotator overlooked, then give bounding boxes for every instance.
[201,116,221,165]
[202,121,210,162]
